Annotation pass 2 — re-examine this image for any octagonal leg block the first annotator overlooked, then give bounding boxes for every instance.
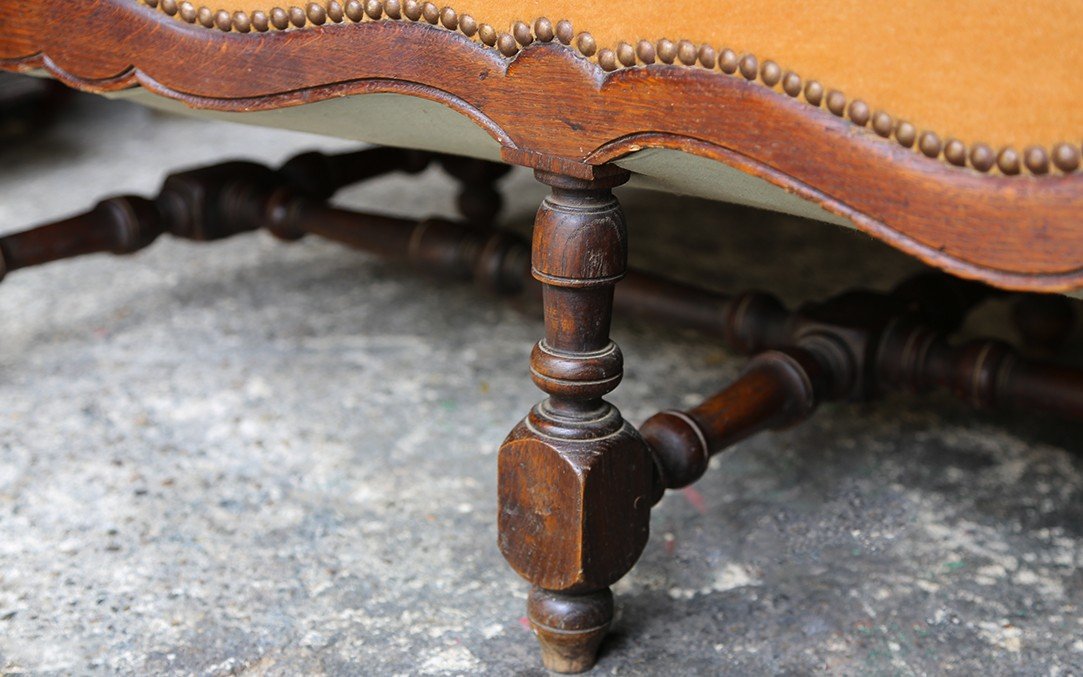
[498,168,656,672]
[500,410,654,671]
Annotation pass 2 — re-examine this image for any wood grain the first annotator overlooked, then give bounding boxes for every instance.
[2,0,1082,291]
[498,170,654,672]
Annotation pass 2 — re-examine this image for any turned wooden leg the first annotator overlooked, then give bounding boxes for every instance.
[498,169,655,673]
[438,156,511,227]
[1013,293,1076,356]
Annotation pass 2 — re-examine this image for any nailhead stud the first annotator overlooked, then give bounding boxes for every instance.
[718,49,738,74]
[677,40,697,66]
[969,143,995,172]
[598,48,618,71]
[848,100,869,127]
[534,17,554,42]
[497,32,518,56]
[738,54,758,80]
[513,21,533,46]
[232,10,251,31]
[214,8,231,29]
[782,71,801,97]
[637,40,657,65]
[1024,146,1050,175]
[440,6,457,29]
[895,121,917,148]
[657,39,677,64]
[306,2,326,24]
[270,7,289,28]
[421,2,438,24]
[1051,142,1081,173]
[178,2,197,22]
[555,20,573,45]
[458,14,477,36]
[698,45,717,69]
[576,32,596,57]
[250,9,269,29]
[997,147,1021,175]
[871,111,893,137]
[760,60,781,87]
[825,90,846,116]
[943,139,966,166]
[918,131,942,158]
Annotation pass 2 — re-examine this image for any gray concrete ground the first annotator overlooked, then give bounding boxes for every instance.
[1,92,1081,676]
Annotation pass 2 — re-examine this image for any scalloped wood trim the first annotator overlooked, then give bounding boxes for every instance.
[3,1,1083,292]
[142,0,1083,178]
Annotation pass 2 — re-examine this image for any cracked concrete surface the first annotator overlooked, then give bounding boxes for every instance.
[1,93,1081,675]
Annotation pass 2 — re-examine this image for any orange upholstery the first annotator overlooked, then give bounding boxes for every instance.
[195,0,1083,150]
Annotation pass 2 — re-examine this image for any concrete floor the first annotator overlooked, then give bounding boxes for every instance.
[1,93,1081,676]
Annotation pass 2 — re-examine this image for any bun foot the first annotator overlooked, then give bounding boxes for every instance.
[527,587,613,674]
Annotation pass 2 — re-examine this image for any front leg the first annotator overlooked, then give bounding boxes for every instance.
[498,169,655,673]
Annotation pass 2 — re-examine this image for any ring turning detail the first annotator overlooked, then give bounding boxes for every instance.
[1,146,1080,672]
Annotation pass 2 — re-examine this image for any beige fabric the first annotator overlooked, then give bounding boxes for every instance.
[109,87,847,227]
[195,0,1083,149]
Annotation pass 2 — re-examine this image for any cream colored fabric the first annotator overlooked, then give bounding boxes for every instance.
[197,0,1083,149]
[111,85,1083,298]
[109,87,847,226]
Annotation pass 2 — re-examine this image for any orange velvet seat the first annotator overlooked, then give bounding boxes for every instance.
[166,0,1083,165]
[2,3,1083,673]
[2,0,1081,290]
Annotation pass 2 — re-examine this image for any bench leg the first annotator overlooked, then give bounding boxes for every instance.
[497,168,656,673]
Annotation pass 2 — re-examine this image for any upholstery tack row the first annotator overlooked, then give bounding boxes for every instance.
[143,0,1082,177]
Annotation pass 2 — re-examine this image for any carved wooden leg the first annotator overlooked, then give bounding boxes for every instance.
[1012,293,1076,356]
[498,169,655,673]
[437,155,511,226]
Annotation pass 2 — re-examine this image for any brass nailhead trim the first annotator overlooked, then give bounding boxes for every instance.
[143,0,1080,178]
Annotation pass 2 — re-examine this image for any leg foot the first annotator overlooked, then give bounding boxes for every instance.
[528,587,613,673]
[497,168,654,673]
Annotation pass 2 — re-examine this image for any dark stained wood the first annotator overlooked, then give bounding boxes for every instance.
[0,159,287,278]
[1012,294,1077,356]
[2,1,1082,291]
[294,206,531,293]
[0,72,69,140]
[641,348,824,495]
[612,272,737,338]
[877,322,1083,422]
[497,169,655,673]
[6,154,1078,435]
[436,155,511,226]
[0,196,161,279]
[278,146,431,201]
[0,148,516,285]
[641,273,1083,495]
[5,150,1077,435]
[2,147,1081,672]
